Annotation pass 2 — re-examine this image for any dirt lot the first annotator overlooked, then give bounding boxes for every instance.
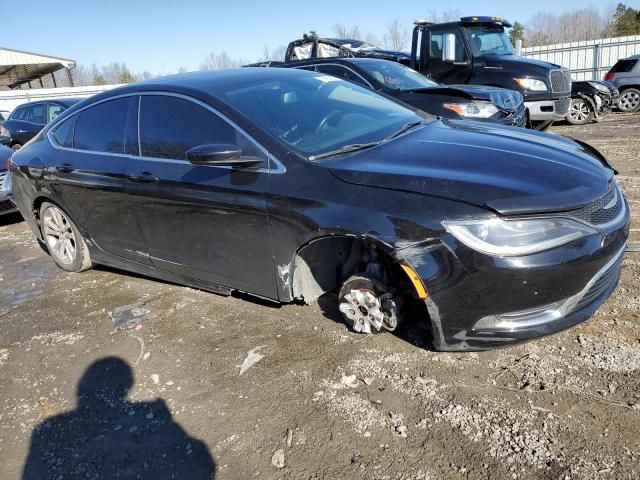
[1,114,640,480]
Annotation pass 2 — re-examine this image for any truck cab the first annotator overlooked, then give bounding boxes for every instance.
[409,17,572,128]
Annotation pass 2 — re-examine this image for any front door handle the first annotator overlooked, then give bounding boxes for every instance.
[129,172,159,183]
[55,163,74,173]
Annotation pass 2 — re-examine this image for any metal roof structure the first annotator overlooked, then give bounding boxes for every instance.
[0,47,75,89]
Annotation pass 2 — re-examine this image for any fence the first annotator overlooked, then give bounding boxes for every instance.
[521,35,640,81]
[0,84,121,113]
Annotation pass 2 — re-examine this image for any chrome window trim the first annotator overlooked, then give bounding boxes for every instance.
[292,63,374,88]
[47,91,286,174]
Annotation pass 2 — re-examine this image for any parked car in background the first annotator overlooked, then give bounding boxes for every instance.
[268,57,527,127]
[565,80,619,125]
[604,55,640,113]
[0,141,17,216]
[10,69,628,351]
[0,98,83,150]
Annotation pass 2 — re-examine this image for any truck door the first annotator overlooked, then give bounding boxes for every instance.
[424,28,472,85]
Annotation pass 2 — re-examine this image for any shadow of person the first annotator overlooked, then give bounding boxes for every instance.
[22,357,216,479]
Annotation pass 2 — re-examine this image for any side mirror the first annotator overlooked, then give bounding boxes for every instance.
[442,33,457,63]
[186,143,261,167]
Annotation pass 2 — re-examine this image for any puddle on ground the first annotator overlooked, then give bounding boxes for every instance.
[0,251,55,312]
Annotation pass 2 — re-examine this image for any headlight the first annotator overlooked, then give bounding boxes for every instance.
[514,78,548,92]
[442,101,500,119]
[443,216,596,256]
[588,82,610,93]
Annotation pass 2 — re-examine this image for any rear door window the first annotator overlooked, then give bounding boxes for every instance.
[74,98,130,153]
[138,95,264,161]
[610,59,638,73]
[26,104,46,124]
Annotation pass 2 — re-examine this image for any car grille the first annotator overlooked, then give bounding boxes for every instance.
[549,69,572,94]
[574,253,622,311]
[567,184,624,228]
[554,97,572,116]
[0,199,15,213]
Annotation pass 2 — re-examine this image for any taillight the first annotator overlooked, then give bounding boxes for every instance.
[604,72,614,82]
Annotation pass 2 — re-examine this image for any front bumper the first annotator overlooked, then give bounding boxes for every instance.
[495,103,528,128]
[526,97,571,121]
[396,200,630,351]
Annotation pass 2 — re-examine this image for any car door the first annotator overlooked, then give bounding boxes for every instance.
[425,28,472,84]
[47,95,151,265]
[129,93,276,298]
[13,103,46,144]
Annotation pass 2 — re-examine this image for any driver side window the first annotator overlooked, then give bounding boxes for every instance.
[138,95,265,162]
[430,29,466,62]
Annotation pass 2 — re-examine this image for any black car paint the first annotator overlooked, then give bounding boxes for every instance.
[276,58,527,127]
[10,69,629,351]
[569,80,619,120]
[2,98,82,148]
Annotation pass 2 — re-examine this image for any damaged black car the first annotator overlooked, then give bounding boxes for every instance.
[565,80,619,125]
[274,58,527,127]
[10,69,629,351]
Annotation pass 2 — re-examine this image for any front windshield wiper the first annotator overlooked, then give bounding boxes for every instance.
[383,119,424,141]
[308,120,425,161]
[308,141,381,161]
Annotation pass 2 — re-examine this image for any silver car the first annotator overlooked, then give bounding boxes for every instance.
[0,142,16,216]
[604,55,640,113]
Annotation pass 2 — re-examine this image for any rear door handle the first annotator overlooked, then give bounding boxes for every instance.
[129,172,159,183]
[55,163,74,173]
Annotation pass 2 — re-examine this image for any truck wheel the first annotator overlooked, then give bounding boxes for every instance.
[338,275,400,334]
[531,120,554,131]
[566,98,594,125]
[618,88,640,113]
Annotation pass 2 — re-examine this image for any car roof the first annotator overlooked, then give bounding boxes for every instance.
[14,97,85,109]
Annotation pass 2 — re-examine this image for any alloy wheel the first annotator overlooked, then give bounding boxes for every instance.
[568,99,592,124]
[619,90,640,112]
[42,206,77,265]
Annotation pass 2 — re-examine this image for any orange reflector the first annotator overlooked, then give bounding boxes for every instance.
[401,264,429,299]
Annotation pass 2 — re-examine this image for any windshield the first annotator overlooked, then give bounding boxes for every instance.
[222,74,424,158]
[465,25,515,56]
[356,61,439,90]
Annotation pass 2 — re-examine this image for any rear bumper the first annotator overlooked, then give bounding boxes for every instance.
[526,97,571,121]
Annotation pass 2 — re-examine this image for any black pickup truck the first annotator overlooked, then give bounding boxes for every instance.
[282,17,573,129]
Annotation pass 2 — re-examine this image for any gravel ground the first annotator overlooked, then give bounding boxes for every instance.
[1,113,639,479]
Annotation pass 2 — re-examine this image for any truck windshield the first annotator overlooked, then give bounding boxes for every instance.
[465,25,515,56]
[356,61,439,91]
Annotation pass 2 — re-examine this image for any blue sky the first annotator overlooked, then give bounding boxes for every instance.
[2,0,636,74]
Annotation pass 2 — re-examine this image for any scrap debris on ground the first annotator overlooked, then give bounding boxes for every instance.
[1,114,639,479]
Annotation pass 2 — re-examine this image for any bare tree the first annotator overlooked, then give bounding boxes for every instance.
[200,51,243,70]
[426,8,462,23]
[332,23,362,39]
[259,44,287,62]
[383,18,410,51]
[526,7,614,46]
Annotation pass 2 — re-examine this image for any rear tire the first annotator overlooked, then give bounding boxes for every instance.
[618,88,640,113]
[40,202,92,272]
[566,98,594,125]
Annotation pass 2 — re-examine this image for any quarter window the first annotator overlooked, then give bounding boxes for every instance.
[139,95,261,161]
[52,115,76,148]
[74,98,129,153]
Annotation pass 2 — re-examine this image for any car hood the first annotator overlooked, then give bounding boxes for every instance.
[478,54,561,73]
[326,120,615,215]
[404,85,523,111]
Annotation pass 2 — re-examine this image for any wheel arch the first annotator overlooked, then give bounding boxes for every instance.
[287,234,409,304]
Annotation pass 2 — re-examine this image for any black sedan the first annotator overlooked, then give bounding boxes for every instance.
[266,58,527,127]
[10,69,628,351]
[0,98,83,150]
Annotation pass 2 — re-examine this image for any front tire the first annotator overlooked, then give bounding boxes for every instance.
[338,275,400,334]
[566,98,594,125]
[40,202,92,272]
[618,88,640,113]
